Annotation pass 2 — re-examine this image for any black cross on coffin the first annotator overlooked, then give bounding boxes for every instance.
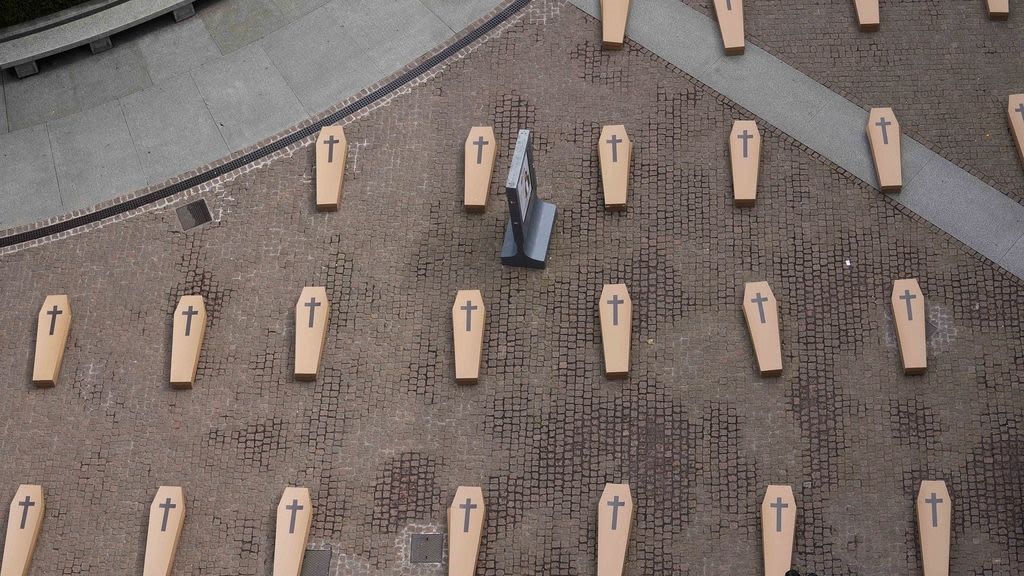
[323,135,341,163]
[769,496,789,532]
[16,495,35,529]
[737,129,753,158]
[45,304,62,336]
[875,116,894,145]
[925,492,943,528]
[501,129,557,269]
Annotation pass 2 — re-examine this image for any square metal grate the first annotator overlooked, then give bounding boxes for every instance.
[410,533,444,563]
[176,199,212,231]
[301,549,332,576]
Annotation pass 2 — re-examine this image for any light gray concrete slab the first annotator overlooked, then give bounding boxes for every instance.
[48,100,147,212]
[1003,234,1024,279]
[574,0,722,75]
[901,137,940,188]
[569,0,1024,279]
[199,0,287,55]
[801,95,877,185]
[417,0,502,32]
[801,96,934,189]
[190,44,307,151]
[121,72,229,184]
[1,0,513,231]
[0,0,197,68]
[129,12,222,84]
[0,125,62,229]
[898,156,1024,268]
[4,42,152,130]
[324,0,452,75]
[273,0,333,20]
[0,73,7,133]
[259,7,383,116]
[702,46,832,137]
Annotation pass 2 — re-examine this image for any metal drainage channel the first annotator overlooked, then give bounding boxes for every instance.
[0,0,531,249]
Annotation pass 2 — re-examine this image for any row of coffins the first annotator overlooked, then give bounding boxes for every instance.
[459,108,971,210]
[28,276,926,389]
[0,481,954,576]
[453,278,928,382]
[599,0,1010,56]
[29,289,328,387]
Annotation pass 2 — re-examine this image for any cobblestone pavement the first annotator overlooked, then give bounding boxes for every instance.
[0,2,1021,575]
[681,0,1024,204]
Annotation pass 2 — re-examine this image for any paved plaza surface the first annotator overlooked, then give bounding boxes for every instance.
[0,1,1022,576]
[680,0,1024,205]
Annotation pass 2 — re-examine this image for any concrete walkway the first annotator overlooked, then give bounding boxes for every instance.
[570,0,1024,280]
[0,0,502,230]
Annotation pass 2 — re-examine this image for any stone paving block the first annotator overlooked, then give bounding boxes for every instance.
[48,100,147,213]
[191,45,307,151]
[121,73,229,185]
[259,8,381,117]
[326,0,452,75]
[90,37,114,55]
[3,43,152,131]
[0,125,61,230]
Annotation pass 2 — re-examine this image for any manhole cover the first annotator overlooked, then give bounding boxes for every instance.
[176,199,212,231]
[410,533,444,563]
[301,549,332,576]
